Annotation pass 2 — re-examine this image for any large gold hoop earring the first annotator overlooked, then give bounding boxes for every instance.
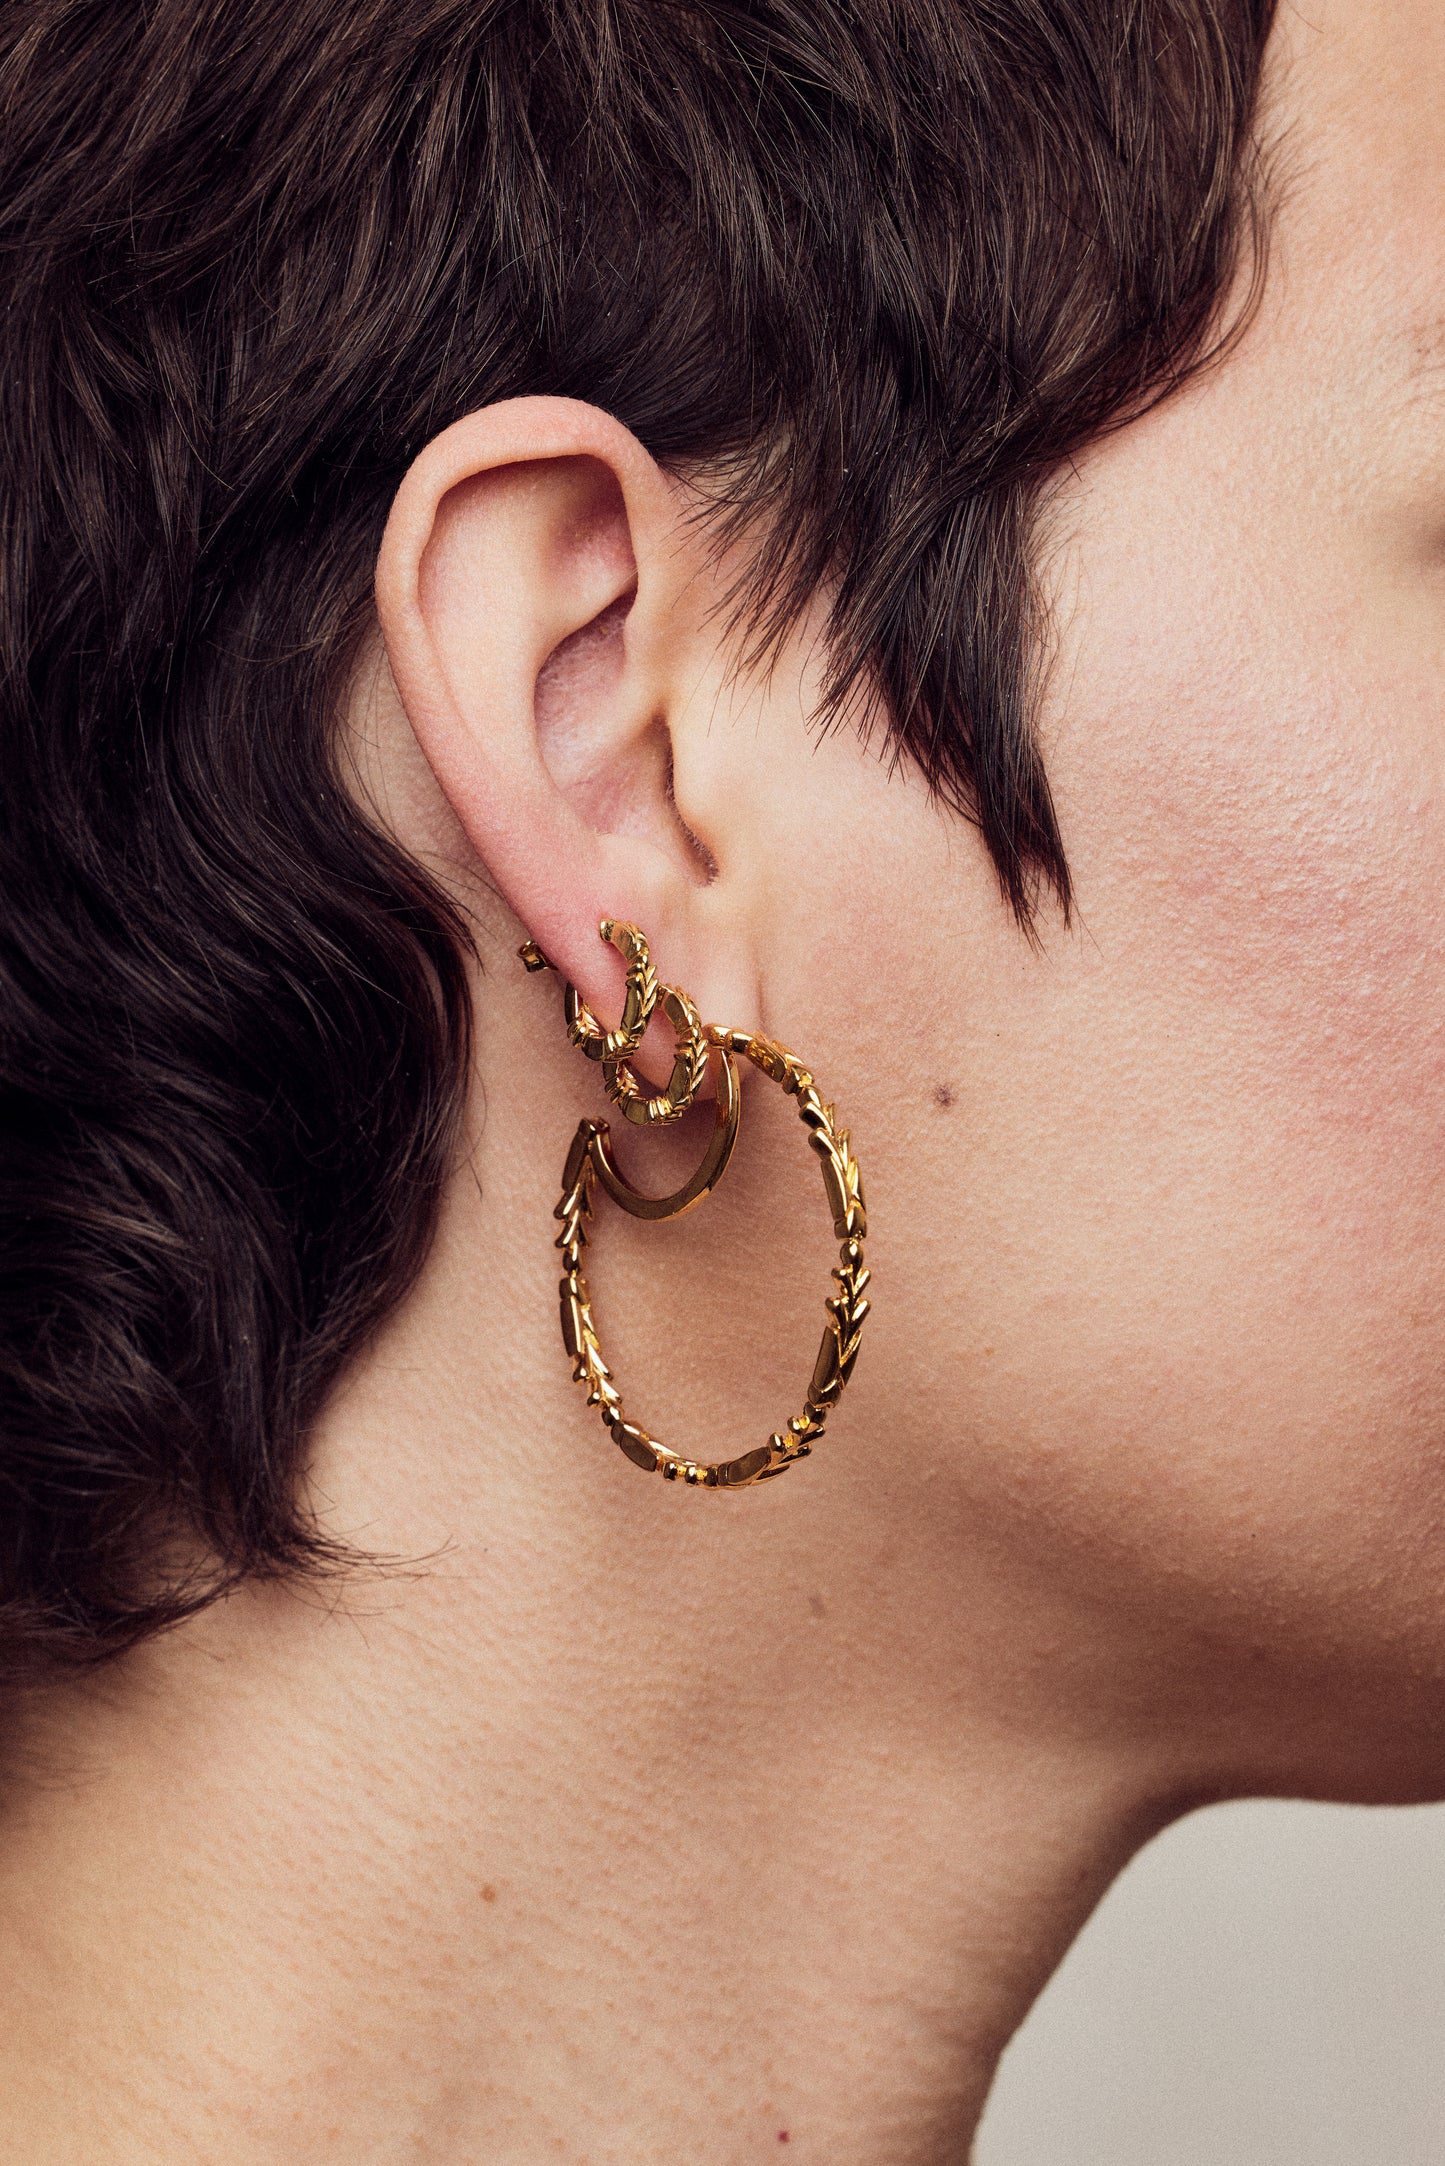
[519,922,870,1489]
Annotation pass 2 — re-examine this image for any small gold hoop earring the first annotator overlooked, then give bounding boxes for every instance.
[519,921,870,1489]
[563,918,657,1063]
[602,981,708,1126]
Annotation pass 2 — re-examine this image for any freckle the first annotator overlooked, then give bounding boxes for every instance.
[807,1593,826,1619]
[933,1082,954,1108]
[481,1885,497,1903]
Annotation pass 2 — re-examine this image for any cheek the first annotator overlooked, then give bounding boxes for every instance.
[1057,557,1445,1249]
[974,517,1445,1656]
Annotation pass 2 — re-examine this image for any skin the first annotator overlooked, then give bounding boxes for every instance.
[1,1,1443,2158]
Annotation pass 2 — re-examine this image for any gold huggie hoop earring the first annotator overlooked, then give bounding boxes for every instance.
[519,921,871,1488]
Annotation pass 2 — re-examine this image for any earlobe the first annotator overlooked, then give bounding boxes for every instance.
[374,396,741,1044]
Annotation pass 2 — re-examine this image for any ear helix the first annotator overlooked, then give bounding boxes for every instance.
[520,919,870,1489]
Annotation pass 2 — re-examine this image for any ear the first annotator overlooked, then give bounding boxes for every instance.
[375,395,760,1057]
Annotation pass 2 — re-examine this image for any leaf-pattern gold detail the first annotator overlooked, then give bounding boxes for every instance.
[601,982,709,1126]
[564,921,659,1063]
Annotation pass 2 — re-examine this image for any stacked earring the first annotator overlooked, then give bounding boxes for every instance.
[519,920,870,1488]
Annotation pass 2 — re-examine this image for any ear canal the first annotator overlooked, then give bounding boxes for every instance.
[534,592,716,888]
[533,592,633,804]
[664,740,719,887]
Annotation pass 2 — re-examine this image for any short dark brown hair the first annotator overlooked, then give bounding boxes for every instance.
[0,0,1275,1682]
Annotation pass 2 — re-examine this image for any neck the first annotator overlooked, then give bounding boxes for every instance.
[0,985,1181,2163]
